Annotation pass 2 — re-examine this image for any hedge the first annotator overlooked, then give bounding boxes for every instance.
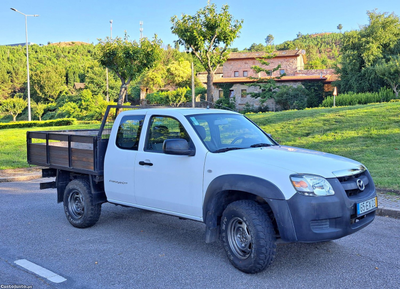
[0,118,77,129]
[321,87,396,107]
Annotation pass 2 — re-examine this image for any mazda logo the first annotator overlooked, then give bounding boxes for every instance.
[356,179,365,191]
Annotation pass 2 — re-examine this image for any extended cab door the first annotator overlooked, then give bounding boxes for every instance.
[104,114,145,204]
[134,114,205,220]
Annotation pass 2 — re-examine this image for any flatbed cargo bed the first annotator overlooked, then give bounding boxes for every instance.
[27,129,108,175]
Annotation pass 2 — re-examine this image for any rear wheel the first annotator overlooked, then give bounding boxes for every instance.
[221,200,276,274]
[63,179,101,228]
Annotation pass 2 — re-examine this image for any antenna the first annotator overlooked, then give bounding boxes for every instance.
[140,21,143,40]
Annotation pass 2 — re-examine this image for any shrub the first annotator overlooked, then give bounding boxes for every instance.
[0,118,77,129]
[321,87,395,107]
[146,87,190,107]
[274,85,308,110]
[215,97,236,110]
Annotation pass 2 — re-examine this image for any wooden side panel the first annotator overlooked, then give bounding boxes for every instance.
[29,144,47,165]
[49,146,69,167]
[71,149,94,170]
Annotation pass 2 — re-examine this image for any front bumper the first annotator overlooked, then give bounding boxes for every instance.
[268,171,377,242]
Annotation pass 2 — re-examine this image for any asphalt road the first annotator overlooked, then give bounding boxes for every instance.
[1,178,399,289]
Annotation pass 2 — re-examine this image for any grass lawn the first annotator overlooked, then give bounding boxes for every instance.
[0,102,399,190]
[247,102,400,191]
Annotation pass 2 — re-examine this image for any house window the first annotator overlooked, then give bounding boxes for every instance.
[241,89,247,98]
[229,90,235,98]
[280,69,285,75]
[219,90,224,98]
[243,71,248,77]
[234,71,239,77]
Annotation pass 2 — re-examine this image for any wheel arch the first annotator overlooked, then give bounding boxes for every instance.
[56,170,106,204]
[203,174,285,243]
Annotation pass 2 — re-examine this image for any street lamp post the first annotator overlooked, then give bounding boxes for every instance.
[106,20,113,102]
[185,48,196,108]
[11,8,39,121]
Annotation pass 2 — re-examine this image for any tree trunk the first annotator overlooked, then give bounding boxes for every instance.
[118,83,128,106]
[116,83,128,115]
[12,114,17,122]
[206,72,214,103]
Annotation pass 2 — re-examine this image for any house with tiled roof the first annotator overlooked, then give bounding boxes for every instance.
[201,50,337,110]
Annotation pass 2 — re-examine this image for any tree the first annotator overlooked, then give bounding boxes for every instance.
[85,63,120,101]
[166,58,192,87]
[265,34,274,46]
[337,10,400,93]
[247,47,283,106]
[0,66,12,100]
[97,35,163,106]
[171,3,243,102]
[0,97,27,121]
[375,57,400,98]
[246,43,265,52]
[31,66,66,102]
[337,24,343,33]
[140,65,167,93]
[32,101,47,121]
[297,32,303,38]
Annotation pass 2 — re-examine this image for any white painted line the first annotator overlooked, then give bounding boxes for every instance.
[14,259,67,283]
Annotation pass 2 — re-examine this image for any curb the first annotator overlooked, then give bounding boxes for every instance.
[376,208,400,219]
[0,174,43,183]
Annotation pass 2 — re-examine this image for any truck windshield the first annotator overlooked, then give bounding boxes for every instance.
[186,113,276,153]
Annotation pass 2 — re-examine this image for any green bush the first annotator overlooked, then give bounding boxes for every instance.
[146,87,190,107]
[0,118,77,129]
[215,97,236,110]
[321,87,395,107]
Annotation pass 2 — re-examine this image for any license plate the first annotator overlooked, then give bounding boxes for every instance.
[357,197,377,216]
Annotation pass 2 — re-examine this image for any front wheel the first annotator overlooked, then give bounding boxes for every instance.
[221,200,276,274]
[63,179,101,228]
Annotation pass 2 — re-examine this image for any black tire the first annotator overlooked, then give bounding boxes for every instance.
[63,179,101,228]
[221,200,276,274]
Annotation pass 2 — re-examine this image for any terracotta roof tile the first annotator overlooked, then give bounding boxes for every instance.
[213,75,330,84]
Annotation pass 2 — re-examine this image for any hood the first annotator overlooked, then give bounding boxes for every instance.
[220,145,363,178]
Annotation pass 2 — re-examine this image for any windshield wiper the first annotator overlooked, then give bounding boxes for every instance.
[250,143,273,148]
[213,147,245,153]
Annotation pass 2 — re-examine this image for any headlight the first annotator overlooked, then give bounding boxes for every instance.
[290,175,334,196]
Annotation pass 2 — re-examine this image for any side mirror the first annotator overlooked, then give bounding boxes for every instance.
[163,139,195,156]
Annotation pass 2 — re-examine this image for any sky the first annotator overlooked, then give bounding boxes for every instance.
[1,0,399,50]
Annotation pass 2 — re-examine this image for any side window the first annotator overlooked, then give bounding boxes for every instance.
[146,116,191,152]
[116,115,144,150]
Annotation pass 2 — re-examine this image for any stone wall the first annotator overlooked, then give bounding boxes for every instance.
[212,81,307,111]
[223,56,300,78]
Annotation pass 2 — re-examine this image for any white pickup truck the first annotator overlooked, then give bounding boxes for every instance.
[27,105,377,273]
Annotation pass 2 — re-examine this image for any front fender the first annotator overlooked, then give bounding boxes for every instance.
[202,174,297,243]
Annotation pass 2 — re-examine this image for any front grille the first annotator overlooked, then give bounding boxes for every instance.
[337,171,370,198]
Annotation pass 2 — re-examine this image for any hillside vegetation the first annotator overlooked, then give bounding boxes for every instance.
[276,33,343,69]
[1,102,399,190]
[240,33,343,69]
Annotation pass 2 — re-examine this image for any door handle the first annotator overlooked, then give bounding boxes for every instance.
[139,161,153,166]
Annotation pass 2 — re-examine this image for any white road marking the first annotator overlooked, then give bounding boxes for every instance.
[14,259,67,283]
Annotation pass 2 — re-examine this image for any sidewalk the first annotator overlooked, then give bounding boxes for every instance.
[1,167,399,219]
